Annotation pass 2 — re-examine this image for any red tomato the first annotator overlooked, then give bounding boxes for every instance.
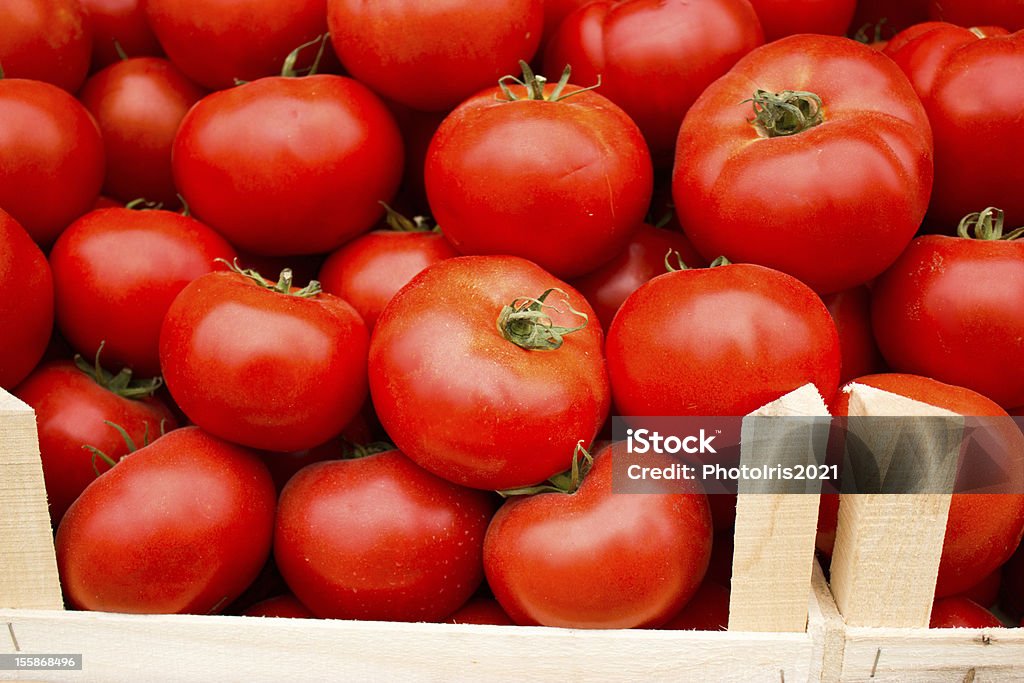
[930,0,1024,31]
[80,0,163,69]
[369,256,610,490]
[821,286,885,384]
[0,209,53,389]
[870,208,1024,408]
[0,79,105,247]
[145,0,327,91]
[0,0,91,92]
[159,267,369,453]
[274,450,496,621]
[425,68,652,279]
[673,35,933,294]
[571,224,706,332]
[79,57,205,207]
[318,215,458,330]
[444,597,515,626]
[484,443,712,628]
[14,359,177,525]
[607,263,840,417]
[661,580,730,631]
[930,597,1003,628]
[173,74,404,256]
[885,25,1024,227]
[544,0,763,165]
[56,427,276,614]
[243,595,315,619]
[748,0,856,41]
[828,373,1024,597]
[50,208,236,377]
[327,0,542,112]
[541,0,591,52]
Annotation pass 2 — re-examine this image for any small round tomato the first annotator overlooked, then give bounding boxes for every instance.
[0,79,105,246]
[484,443,713,628]
[0,0,91,92]
[369,256,610,490]
[173,74,404,256]
[50,208,236,377]
[444,597,515,626]
[274,450,496,621]
[0,209,53,389]
[660,580,730,631]
[243,595,315,619]
[425,65,652,279]
[159,266,369,453]
[79,57,206,207]
[748,0,856,41]
[607,263,840,417]
[56,427,276,614]
[930,597,1003,628]
[80,0,163,69]
[821,286,885,384]
[929,0,1024,31]
[14,358,177,525]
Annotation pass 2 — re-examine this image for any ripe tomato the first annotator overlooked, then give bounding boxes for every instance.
[243,595,314,619]
[14,359,177,525]
[607,263,840,417]
[929,0,1024,31]
[821,286,885,384]
[0,0,91,92]
[444,597,515,626]
[173,74,403,256]
[544,0,763,165]
[884,25,1024,227]
[0,79,105,246]
[79,57,206,207]
[425,67,652,279]
[80,0,162,69]
[56,426,276,614]
[159,266,369,453]
[274,450,496,621]
[673,35,933,294]
[50,208,236,378]
[145,0,327,91]
[484,443,712,628]
[748,0,856,41]
[0,209,52,389]
[929,597,1003,628]
[870,208,1024,408]
[369,256,610,490]
[828,373,1024,597]
[327,0,542,112]
[661,580,730,631]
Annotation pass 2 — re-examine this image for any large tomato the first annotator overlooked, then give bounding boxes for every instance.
[159,266,369,453]
[274,450,496,621]
[369,256,610,490]
[56,427,276,614]
[484,442,712,628]
[79,57,206,208]
[14,359,177,525]
[607,263,840,417]
[80,0,162,69]
[929,0,1024,31]
[543,0,763,165]
[0,0,91,92]
[673,35,933,294]
[884,24,1024,227]
[425,66,652,279]
[0,209,53,389]
[49,207,236,377]
[327,0,542,112]
[871,208,1024,408]
[0,79,105,246]
[173,74,404,256]
[747,0,856,41]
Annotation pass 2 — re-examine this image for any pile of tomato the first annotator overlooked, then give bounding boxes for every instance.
[2,0,1024,631]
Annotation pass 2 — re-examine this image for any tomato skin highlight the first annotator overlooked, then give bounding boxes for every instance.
[0,209,53,390]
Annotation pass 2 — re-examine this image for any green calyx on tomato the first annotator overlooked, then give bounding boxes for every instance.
[664,251,732,273]
[379,201,437,234]
[73,342,163,400]
[340,439,397,461]
[217,258,322,298]
[498,440,592,497]
[958,207,1024,241]
[280,33,331,79]
[496,287,588,351]
[497,60,600,103]
[747,89,825,137]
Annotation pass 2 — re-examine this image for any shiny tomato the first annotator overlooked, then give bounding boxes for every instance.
[50,208,236,377]
[821,286,885,384]
[0,209,52,389]
[748,0,856,41]
[327,0,542,112]
[929,597,1003,628]
[544,0,763,164]
[444,597,515,626]
[0,79,105,246]
[484,443,712,628]
[56,426,276,614]
[607,263,840,417]
[0,0,91,92]
[870,208,1024,408]
[243,595,315,619]
[673,35,933,294]
[661,580,730,631]
[173,74,404,256]
[369,256,610,490]
[79,57,205,207]
[80,0,163,69]
[425,67,652,279]
[14,359,177,525]
[274,450,496,621]
[159,267,369,452]
[929,0,1024,31]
